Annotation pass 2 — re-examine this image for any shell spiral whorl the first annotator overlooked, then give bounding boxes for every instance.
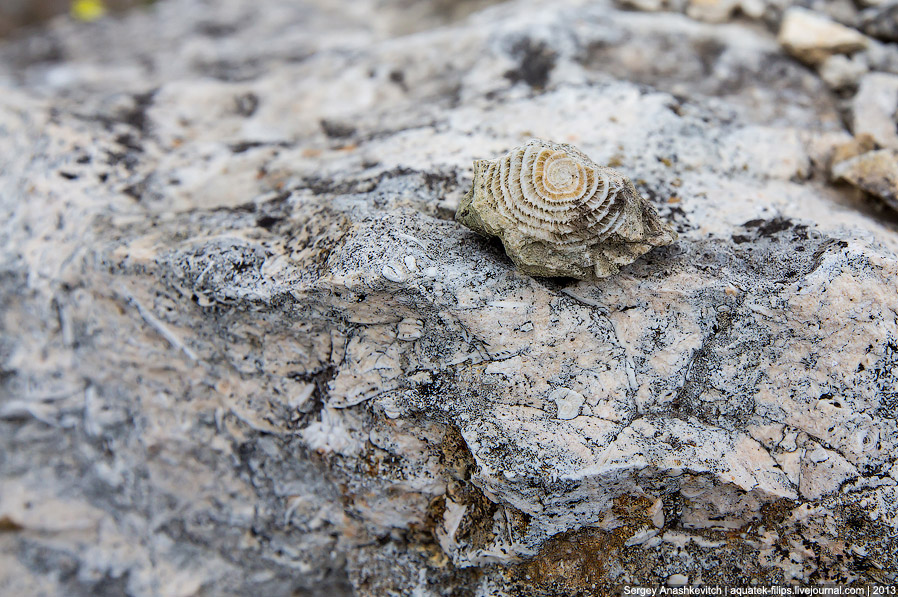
[457,139,677,280]
[489,143,622,246]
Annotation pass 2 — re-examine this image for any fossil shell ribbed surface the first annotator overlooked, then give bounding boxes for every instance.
[456,139,677,280]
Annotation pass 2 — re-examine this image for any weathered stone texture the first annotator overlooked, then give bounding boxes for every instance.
[1,0,897,595]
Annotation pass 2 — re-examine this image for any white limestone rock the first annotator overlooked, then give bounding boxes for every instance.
[852,72,898,150]
[687,0,741,23]
[818,54,869,89]
[777,7,869,65]
[1,0,897,595]
[833,149,898,211]
[618,0,669,10]
[549,388,587,420]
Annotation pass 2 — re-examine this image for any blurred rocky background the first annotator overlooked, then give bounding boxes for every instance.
[0,0,150,37]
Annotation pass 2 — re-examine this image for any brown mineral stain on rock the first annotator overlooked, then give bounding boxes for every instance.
[606,154,624,168]
[830,134,877,172]
[0,515,24,532]
[523,528,617,590]
[440,425,476,482]
[449,487,499,549]
[405,496,452,568]
[438,426,502,549]
[507,495,657,595]
[611,494,656,526]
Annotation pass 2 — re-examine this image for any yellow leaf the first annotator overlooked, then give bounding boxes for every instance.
[71,0,108,22]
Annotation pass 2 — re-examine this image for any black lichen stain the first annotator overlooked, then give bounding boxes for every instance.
[255,215,284,230]
[230,141,265,153]
[388,69,408,92]
[320,118,357,139]
[196,21,240,38]
[121,177,149,201]
[742,217,794,237]
[234,92,260,117]
[120,90,156,135]
[504,38,557,90]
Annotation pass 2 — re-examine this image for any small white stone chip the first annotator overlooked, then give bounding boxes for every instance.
[381,262,406,283]
[397,318,424,341]
[549,388,585,420]
[667,573,688,587]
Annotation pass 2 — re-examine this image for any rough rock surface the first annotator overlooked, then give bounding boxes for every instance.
[833,150,898,211]
[777,7,869,65]
[818,54,869,89]
[859,2,898,43]
[852,72,898,150]
[1,0,898,595]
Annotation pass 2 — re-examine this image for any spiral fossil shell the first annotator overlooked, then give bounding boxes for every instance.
[456,139,677,280]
